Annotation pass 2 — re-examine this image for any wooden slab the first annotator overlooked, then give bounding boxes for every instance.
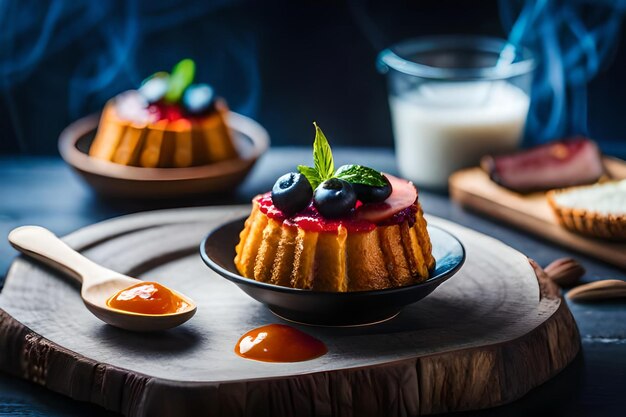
[0,207,579,417]
[450,157,626,270]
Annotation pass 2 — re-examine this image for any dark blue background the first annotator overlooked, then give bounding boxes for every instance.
[0,0,625,156]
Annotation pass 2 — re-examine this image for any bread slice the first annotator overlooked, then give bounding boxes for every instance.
[547,179,626,240]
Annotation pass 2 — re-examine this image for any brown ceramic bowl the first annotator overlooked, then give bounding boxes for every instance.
[58,112,269,198]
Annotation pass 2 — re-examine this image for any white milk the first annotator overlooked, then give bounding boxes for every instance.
[389,81,530,189]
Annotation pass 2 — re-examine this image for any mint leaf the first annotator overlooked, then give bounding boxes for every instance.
[297,165,322,189]
[296,123,343,189]
[312,122,334,181]
[165,58,195,103]
[335,164,387,187]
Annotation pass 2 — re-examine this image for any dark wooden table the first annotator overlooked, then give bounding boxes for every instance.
[0,149,624,417]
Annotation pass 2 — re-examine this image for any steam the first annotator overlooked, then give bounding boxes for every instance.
[0,0,259,138]
[500,0,626,142]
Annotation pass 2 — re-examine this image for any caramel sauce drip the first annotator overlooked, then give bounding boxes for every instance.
[106,282,188,315]
[235,324,327,362]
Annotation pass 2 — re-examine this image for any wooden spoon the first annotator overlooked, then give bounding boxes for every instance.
[8,225,196,331]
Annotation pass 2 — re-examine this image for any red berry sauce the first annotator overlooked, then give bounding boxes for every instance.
[115,91,211,124]
[148,103,187,122]
[256,193,416,233]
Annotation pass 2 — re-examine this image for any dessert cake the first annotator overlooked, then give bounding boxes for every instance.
[547,179,626,241]
[235,124,434,292]
[89,59,238,168]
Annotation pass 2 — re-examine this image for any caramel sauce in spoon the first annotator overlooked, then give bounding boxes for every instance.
[107,281,189,315]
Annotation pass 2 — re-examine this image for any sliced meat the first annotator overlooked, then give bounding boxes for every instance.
[481,138,605,193]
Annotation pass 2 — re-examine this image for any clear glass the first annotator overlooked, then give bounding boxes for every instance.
[378,36,535,189]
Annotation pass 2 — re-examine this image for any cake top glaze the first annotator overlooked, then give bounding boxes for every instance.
[262,123,419,232]
[114,58,222,125]
[257,189,418,233]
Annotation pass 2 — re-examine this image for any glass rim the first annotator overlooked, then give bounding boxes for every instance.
[377,35,536,81]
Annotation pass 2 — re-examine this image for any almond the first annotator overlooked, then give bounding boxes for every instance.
[544,258,585,287]
[567,279,626,302]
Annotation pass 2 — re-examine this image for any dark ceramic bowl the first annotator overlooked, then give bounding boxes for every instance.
[200,217,465,326]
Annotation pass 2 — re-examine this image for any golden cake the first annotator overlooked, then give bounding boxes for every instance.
[234,123,434,292]
[547,179,626,241]
[89,59,238,168]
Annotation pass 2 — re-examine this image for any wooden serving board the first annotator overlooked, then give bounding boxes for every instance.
[450,157,626,270]
[0,207,579,417]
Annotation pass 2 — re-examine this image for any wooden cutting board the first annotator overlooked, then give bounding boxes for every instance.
[450,157,626,270]
[0,207,579,417]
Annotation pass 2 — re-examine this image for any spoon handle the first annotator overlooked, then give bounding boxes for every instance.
[8,225,112,285]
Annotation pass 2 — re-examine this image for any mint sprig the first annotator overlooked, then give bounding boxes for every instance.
[312,122,334,180]
[165,58,196,103]
[297,165,322,188]
[297,122,387,188]
[335,164,387,187]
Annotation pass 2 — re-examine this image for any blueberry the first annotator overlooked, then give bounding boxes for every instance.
[352,175,392,203]
[271,172,313,216]
[313,178,357,218]
[182,83,216,116]
[139,72,169,104]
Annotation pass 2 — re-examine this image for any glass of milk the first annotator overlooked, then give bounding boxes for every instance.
[378,36,535,189]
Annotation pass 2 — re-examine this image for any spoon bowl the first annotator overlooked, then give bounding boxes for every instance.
[8,226,196,331]
[82,277,197,332]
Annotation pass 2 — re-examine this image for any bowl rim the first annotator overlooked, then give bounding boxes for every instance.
[199,217,466,297]
[58,111,270,182]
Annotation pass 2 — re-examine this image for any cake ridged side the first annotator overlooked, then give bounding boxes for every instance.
[253,218,283,282]
[196,107,238,163]
[89,100,238,168]
[416,202,436,270]
[234,205,268,278]
[112,123,146,166]
[89,104,126,161]
[269,226,298,286]
[234,201,434,292]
